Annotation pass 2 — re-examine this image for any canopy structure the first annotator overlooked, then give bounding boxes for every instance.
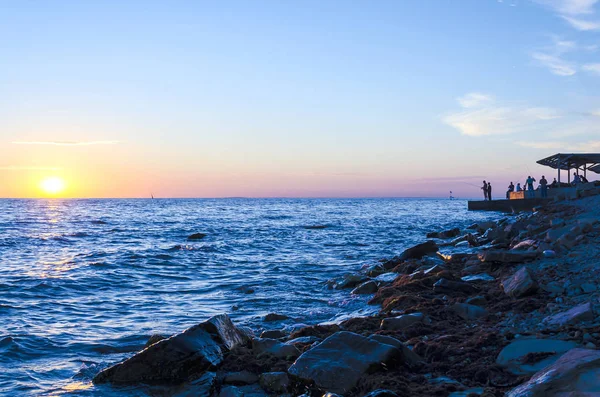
[537,153,600,183]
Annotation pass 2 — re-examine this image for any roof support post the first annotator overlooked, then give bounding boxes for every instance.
[557,155,561,184]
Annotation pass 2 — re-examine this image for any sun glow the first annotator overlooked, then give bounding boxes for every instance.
[40,177,66,195]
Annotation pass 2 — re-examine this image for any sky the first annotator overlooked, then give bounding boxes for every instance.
[1,0,599,198]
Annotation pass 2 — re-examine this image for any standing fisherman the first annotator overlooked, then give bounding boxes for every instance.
[487,182,492,201]
[540,175,548,198]
[481,180,488,201]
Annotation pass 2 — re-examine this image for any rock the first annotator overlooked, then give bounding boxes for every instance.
[219,386,244,397]
[288,331,402,393]
[368,334,423,368]
[93,314,248,384]
[506,348,600,397]
[351,280,378,295]
[427,228,461,239]
[550,218,565,228]
[374,273,398,283]
[542,249,556,258]
[448,388,484,397]
[543,302,594,327]
[363,390,399,397]
[258,372,289,394]
[466,295,487,306]
[578,218,598,233]
[284,336,321,346]
[263,313,289,322]
[452,303,488,320]
[334,274,369,289]
[144,334,166,348]
[259,329,287,339]
[223,371,259,385]
[252,338,300,358]
[502,267,538,298]
[581,283,597,293]
[187,233,207,240]
[380,312,426,330]
[173,372,217,397]
[497,338,578,375]
[366,264,386,277]
[396,241,439,262]
[433,278,478,294]
[511,239,537,250]
[461,273,494,282]
[478,250,539,263]
[476,221,497,233]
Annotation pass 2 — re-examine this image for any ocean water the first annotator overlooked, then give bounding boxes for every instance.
[0,198,498,396]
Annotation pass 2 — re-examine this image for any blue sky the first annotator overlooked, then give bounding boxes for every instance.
[0,0,599,197]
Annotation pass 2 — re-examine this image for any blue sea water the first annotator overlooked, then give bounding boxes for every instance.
[0,198,498,396]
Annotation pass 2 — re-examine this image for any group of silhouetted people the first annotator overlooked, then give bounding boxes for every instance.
[481,181,492,201]
[503,173,591,199]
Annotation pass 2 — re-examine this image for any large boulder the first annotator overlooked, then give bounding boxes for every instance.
[351,280,378,295]
[543,302,594,327]
[478,250,538,263]
[496,338,578,375]
[507,348,600,397]
[368,334,423,368]
[252,338,300,358]
[397,241,439,262]
[93,314,248,384]
[502,267,538,298]
[288,331,402,394]
[173,372,217,397]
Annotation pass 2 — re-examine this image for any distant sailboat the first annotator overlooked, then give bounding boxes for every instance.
[449,191,455,200]
[151,193,154,199]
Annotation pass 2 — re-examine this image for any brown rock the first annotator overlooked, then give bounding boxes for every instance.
[502,267,538,298]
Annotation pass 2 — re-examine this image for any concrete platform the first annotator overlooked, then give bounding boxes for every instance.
[468,198,549,212]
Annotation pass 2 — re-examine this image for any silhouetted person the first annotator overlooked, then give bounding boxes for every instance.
[581,175,589,183]
[481,181,488,201]
[540,175,548,198]
[572,174,581,185]
[551,178,558,188]
[487,182,492,201]
[516,183,522,192]
[526,175,536,197]
[506,182,514,199]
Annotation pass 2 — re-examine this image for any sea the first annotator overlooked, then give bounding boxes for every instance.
[0,198,499,396]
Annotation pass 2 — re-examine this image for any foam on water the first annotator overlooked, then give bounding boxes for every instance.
[0,198,498,396]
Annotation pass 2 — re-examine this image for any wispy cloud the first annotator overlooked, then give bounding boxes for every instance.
[443,93,561,136]
[456,93,494,108]
[12,140,120,146]
[533,0,600,30]
[582,63,600,74]
[531,52,577,75]
[516,140,600,150]
[0,166,63,171]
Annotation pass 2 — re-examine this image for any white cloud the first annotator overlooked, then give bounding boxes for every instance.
[592,109,600,116]
[443,94,562,137]
[562,16,600,30]
[534,0,600,30]
[582,63,600,74]
[456,93,494,108]
[12,140,120,146]
[0,166,63,171]
[531,52,577,75]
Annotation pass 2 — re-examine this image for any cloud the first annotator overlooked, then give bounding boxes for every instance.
[443,93,562,136]
[582,63,600,74]
[592,109,600,116]
[456,93,494,108]
[516,140,600,150]
[533,0,600,30]
[12,140,120,146]
[0,166,63,171]
[562,16,600,30]
[531,52,577,76]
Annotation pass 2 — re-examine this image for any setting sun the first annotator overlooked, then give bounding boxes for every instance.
[40,177,66,195]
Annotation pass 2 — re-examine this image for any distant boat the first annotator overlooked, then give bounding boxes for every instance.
[449,191,455,200]
[151,193,154,199]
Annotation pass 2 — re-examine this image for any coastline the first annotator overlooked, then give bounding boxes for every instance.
[91,193,600,397]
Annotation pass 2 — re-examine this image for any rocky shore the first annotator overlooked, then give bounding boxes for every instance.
[92,193,600,397]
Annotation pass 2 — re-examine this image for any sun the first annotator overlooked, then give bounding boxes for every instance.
[40,177,66,195]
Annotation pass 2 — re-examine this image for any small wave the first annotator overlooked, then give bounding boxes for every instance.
[67,232,90,238]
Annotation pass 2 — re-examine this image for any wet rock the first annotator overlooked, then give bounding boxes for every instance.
[284,336,321,346]
[466,295,487,306]
[502,267,538,298]
[543,302,594,327]
[259,329,287,339]
[433,278,478,294]
[258,372,289,394]
[478,250,539,263]
[506,348,600,397]
[369,334,423,368]
[476,221,497,233]
[511,239,536,250]
[144,334,166,348]
[224,384,269,397]
[251,338,300,358]
[380,313,426,330]
[93,314,248,384]
[427,227,461,239]
[452,303,488,320]
[461,273,494,282]
[363,390,399,397]
[187,233,207,240]
[263,313,289,322]
[288,331,401,394]
[223,370,259,385]
[393,241,438,264]
[374,273,398,283]
[496,338,578,375]
[448,388,484,397]
[351,280,378,295]
[581,283,597,293]
[334,274,368,289]
[366,264,386,277]
[173,372,217,397]
[219,386,244,397]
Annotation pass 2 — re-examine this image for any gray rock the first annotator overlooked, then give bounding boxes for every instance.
[374,273,398,283]
[223,371,259,385]
[461,273,494,282]
[258,372,289,394]
[263,313,289,322]
[581,283,597,293]
[496,338,578,375]
[363,390,399,397]
[252,338,300,358]
[173,372,217,397]
[219,386,244,397]
[478,250,538,263]
[334,274,369,289]
[380,313,425,330]
[144,334,166,348]
[368,334,423,368]
[396,241,439,262]
[259,329,287,339]
[452,303,488,320]
[288,331,401,394]
[502,267,538,298]
[433,278,478,294]
[351,280,378,295]
[93,314,248,384]
[448,388,484,397]
[284,336,321,346]
[466,296,487,306]
[543,302,594,327]
[506,348,600,397]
